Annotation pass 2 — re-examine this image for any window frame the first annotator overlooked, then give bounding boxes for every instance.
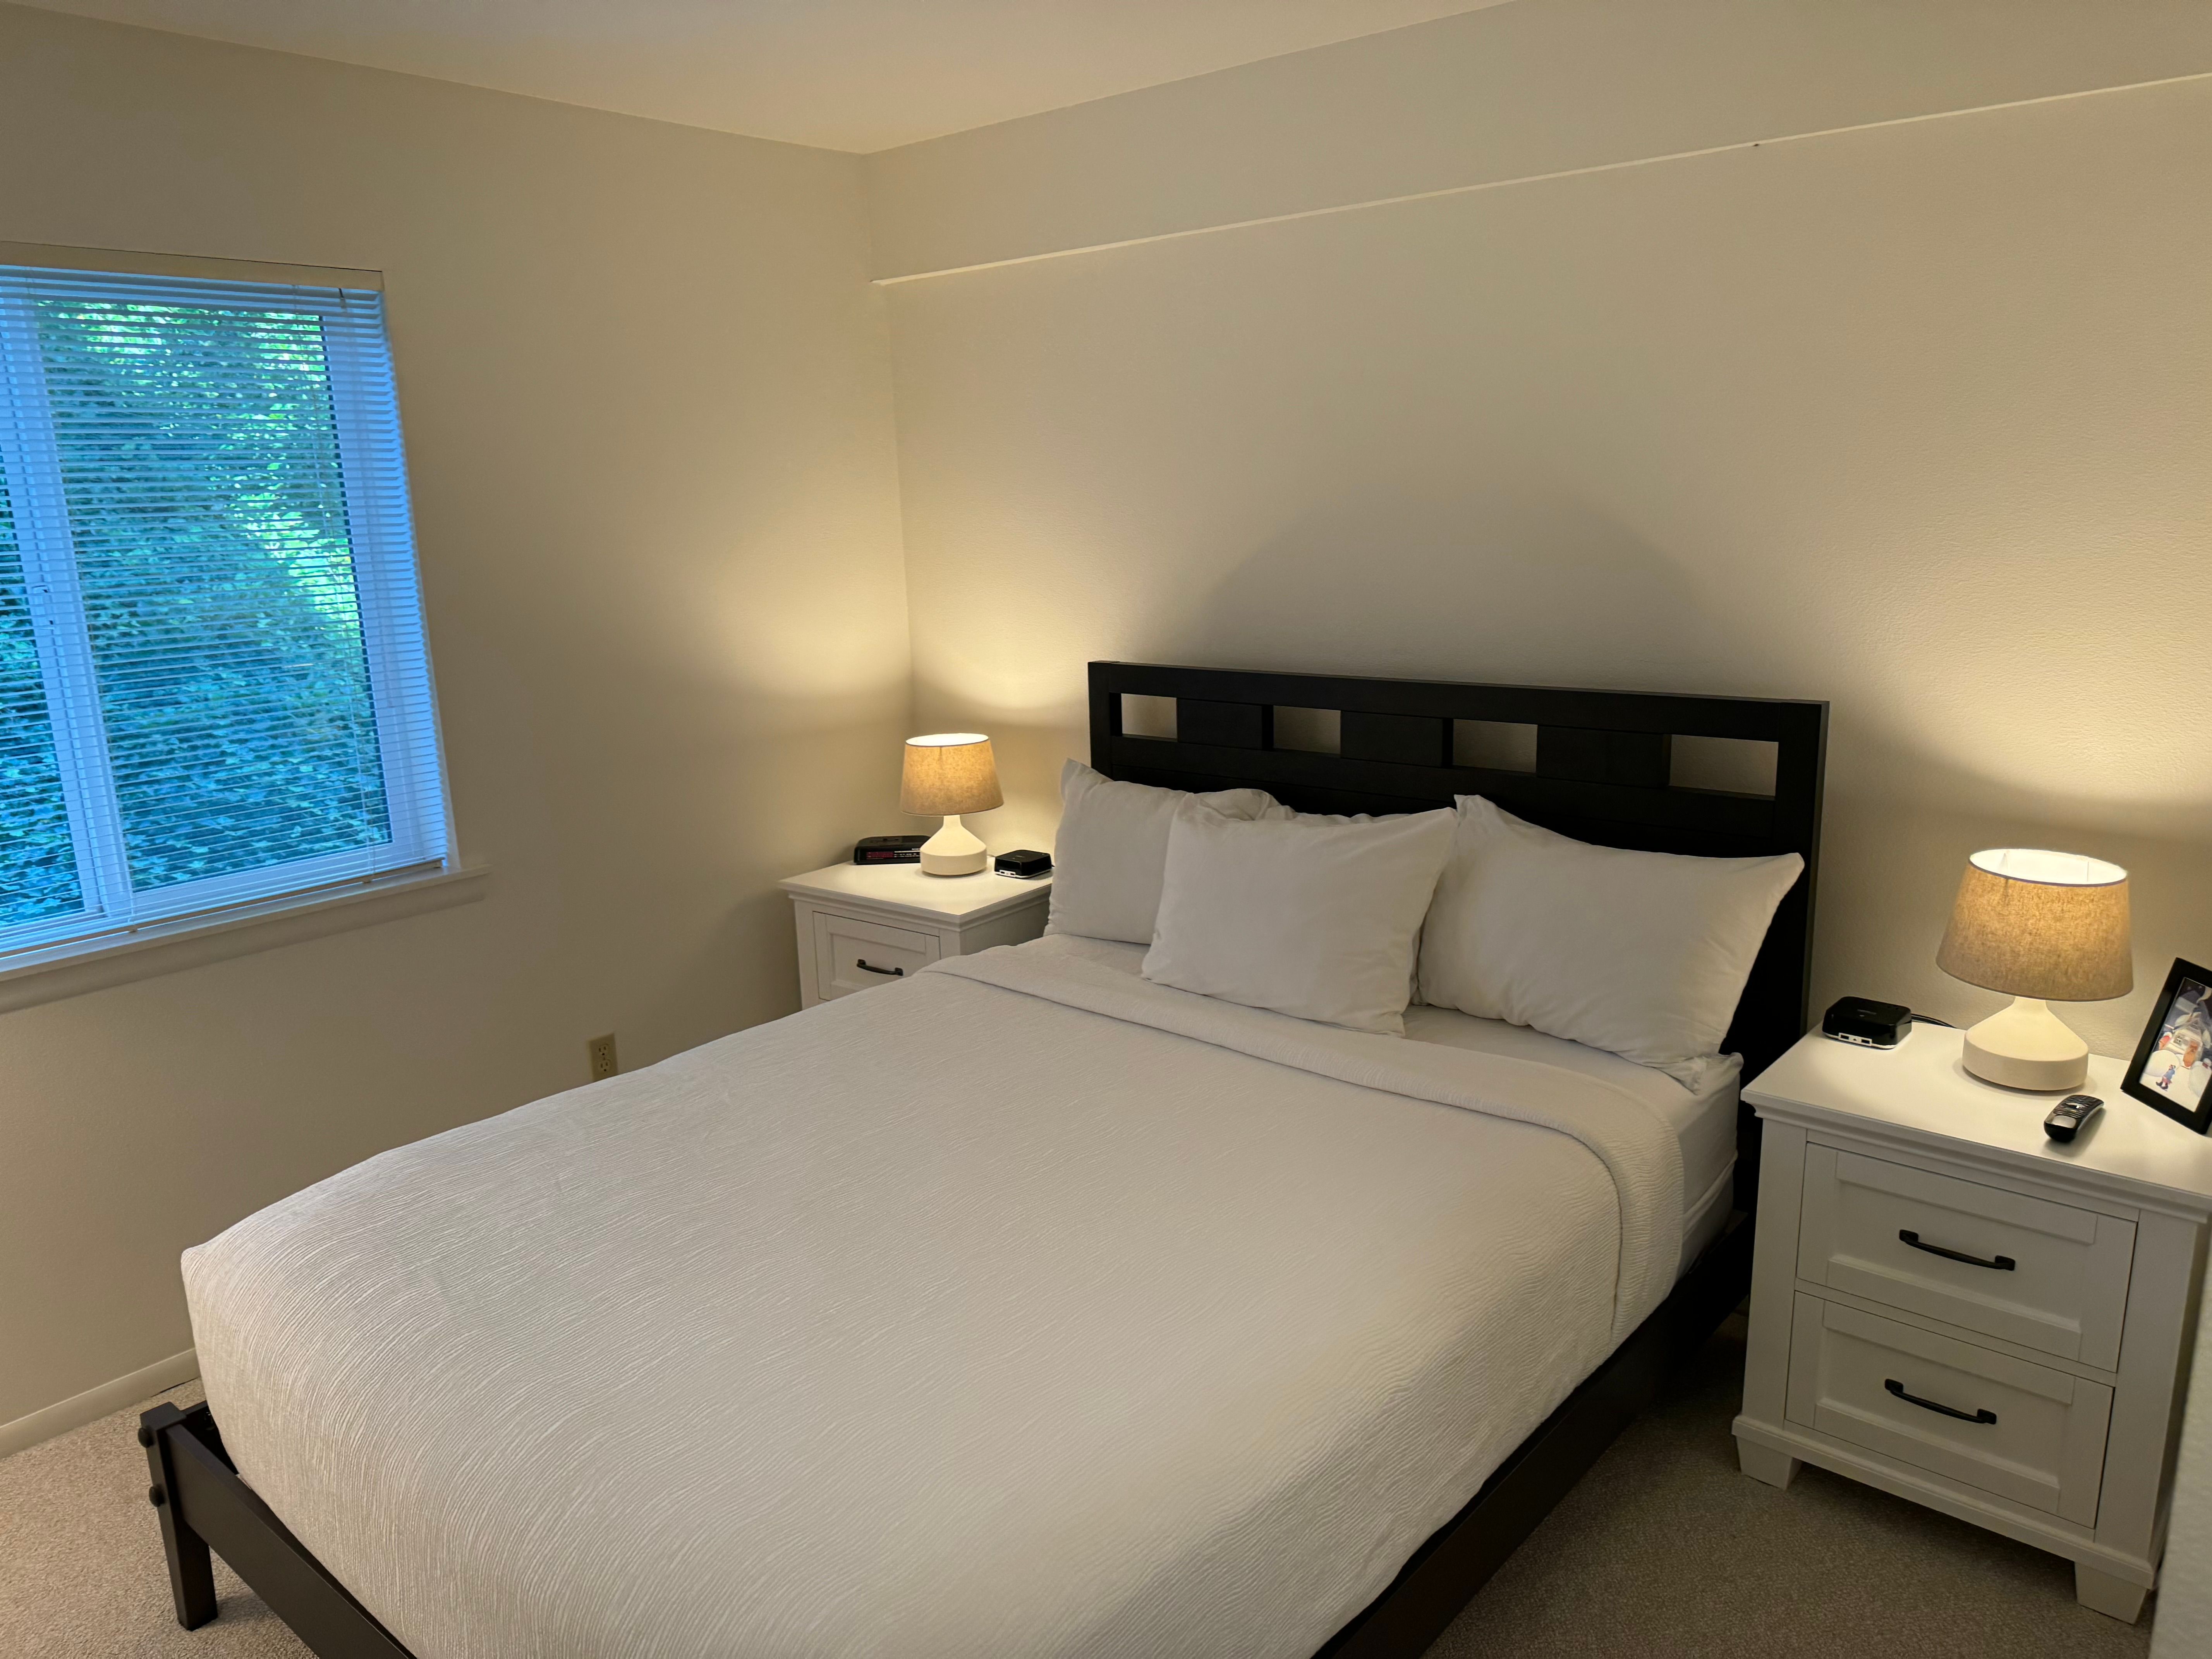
[0,243,459,970]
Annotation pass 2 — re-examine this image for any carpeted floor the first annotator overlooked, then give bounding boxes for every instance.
[1431,1316,2154,1657]
[1,1377,306,1658]
[0,1317,2157,1657]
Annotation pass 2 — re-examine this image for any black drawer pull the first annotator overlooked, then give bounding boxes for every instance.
[855,958,904,977]
[1886,1378,1997,1425]
[1898,1230,2014,1271]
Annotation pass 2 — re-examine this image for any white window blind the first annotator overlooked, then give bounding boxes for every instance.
[0,259,448,960]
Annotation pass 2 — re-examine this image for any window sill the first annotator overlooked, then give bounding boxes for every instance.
[0,864,491,1014]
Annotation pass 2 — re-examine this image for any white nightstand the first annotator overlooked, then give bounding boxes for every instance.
[779,862,1052,1010]
[1733,1025,2212,1622]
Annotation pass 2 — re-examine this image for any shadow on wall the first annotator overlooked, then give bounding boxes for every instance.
[1186,508,2212,1055]
[1173,488,1724,691]
[915,497,2212,1062]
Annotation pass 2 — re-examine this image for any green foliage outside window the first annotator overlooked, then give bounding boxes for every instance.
[0,466,76,924]
[0,298,393,927]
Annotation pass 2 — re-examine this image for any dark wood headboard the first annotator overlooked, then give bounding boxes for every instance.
[1087,661,1828,1114]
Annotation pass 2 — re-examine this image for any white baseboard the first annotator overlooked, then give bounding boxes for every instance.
[0,1348,199,1460]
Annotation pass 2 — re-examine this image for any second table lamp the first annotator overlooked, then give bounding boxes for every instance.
[900,733,1002,875]
[1936,847,2133,1092]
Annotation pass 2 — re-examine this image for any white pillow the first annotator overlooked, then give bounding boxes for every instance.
[1254,802,1423,1003]
[1142,800,1455,1035]
[1417,797,1803,1084]
[1046,761,1283,945]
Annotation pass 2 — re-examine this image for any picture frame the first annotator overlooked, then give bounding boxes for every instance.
[2123,957,2212,1134]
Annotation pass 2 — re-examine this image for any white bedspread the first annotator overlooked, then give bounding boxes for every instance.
[184,940,1683,1659]
[1027,934,1734,1272]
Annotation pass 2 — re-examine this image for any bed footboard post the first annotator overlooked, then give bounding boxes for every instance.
[140,1403,219,1630]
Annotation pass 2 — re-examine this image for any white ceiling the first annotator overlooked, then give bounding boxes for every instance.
[20,0,1511,153]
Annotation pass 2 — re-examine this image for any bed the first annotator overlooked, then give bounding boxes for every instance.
[142,662,1827,1659]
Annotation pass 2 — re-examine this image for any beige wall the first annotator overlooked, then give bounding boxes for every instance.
[868,0,2212,281]
[0,3,910,1429]
[10,0,2212,1443]
[874,1,2212,1060]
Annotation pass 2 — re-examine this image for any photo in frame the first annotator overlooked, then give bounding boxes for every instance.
[2124,957,2212,1134]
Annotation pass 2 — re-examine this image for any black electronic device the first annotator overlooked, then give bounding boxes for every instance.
[1822,996,1912,1049]
[2044,1094,2104,1143]
[852,835,927,866]
[994,849,1052,879]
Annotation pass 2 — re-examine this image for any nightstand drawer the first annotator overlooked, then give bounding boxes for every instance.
[1786,1296,2112,1525]
[811,911,941,1001]
[1798,1144,2135,1368]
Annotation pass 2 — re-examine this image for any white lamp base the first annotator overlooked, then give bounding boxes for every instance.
[1961,996,2090,1092]
[919,814,987,876]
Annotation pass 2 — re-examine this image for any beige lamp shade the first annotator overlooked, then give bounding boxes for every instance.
[900,733,1002,817]
[1936,848,2133,1002]
[1938,848,2131,1092]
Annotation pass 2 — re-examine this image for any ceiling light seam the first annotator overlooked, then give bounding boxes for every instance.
[873,66,2212,286]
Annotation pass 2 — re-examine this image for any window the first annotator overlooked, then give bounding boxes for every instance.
[0,255,448,962]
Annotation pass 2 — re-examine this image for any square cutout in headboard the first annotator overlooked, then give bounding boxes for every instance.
[1273,707,1341,754]
[1670,735,1779,797]
[1453,719,1538,773]
[1120,693,1177,740]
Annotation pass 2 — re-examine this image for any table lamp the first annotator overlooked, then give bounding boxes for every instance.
[1936,848,2132,1091]
[900,733,1002,876]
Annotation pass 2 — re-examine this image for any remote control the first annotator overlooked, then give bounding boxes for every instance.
[2044,1094,2104,1143]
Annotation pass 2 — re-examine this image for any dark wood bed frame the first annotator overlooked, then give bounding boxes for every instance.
[141,660,1826,1659]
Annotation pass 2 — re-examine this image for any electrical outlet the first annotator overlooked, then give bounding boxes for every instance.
[586,1033,618,1081]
